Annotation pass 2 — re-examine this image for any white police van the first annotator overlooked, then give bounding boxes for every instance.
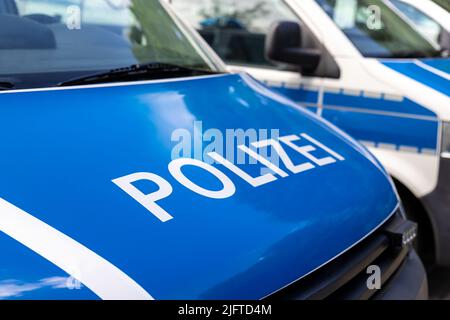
[171,0,450,267]
[390,0,450,49]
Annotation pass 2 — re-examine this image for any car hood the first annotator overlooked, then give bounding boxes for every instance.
[0,73,398,299]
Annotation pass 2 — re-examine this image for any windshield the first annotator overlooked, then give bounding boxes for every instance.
[0,0,221,89]
[390,0,443,47]
[315,0,442,58]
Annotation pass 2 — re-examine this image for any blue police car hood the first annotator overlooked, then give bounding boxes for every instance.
[0,73,398,300]
[381,58,450,97]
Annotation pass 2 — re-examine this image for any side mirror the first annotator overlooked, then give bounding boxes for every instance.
[265,21,321,73]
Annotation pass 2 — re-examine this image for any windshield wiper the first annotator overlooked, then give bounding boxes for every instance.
[0,81,14,91]
[58,62,217,87]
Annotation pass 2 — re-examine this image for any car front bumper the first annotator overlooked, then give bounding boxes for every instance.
[374,249,428,300]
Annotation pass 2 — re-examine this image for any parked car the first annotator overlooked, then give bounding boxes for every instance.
[390,0,450,50]
[0,0,426,300]
[171,0,450,267]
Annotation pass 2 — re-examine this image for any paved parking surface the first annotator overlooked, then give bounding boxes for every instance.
[429,268,450,300]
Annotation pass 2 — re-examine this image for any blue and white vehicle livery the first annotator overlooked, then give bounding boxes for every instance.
[171,0,450,267]
[0,0,426,299]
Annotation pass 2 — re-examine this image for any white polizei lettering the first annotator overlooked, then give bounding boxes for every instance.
[112,172,173,222]
[280,135,336,166]
[0,198,153,300]
[168,158,236,199]
[112,132,346,222]
[300,133,345,161]
[238,145,289,178]
[252,139,315,174]
[208,152,277,187]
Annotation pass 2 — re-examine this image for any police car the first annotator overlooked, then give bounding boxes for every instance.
[171,0,450,267]
[0,0,426,299]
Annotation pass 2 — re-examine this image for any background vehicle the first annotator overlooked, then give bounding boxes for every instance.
[390,0,450,50]
[0,0,427,299]
[170,0,450,267]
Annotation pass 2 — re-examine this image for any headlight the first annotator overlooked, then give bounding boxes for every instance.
[442,122,450,158]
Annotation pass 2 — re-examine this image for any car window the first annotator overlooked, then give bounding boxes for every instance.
[390,0,443,46]
[170,0,299,68]
[0,0,221,89]
[315,0,442,58]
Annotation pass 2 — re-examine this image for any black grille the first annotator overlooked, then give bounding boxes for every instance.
[267,210,412,300]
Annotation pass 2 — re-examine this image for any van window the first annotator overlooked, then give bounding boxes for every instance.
[171,0,298,68]
[390,0,443,46]
[315,0,442,58]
